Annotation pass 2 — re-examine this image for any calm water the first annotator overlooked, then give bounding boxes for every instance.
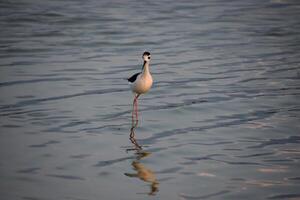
[1,0,300,199]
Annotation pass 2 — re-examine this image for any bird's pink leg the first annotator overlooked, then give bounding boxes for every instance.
[132,96,136,126]
[135,94,140,126]
[129,126,142,150]
[132,94,139,127]
[135,98,138,121]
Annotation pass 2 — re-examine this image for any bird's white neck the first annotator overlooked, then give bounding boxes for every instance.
[142,61,151,76]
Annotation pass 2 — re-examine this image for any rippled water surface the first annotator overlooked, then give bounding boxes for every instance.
[1,0,300,199]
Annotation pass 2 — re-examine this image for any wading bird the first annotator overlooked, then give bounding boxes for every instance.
[128,52,153,126]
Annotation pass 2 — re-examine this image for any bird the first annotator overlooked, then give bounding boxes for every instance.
[127,51,153,126]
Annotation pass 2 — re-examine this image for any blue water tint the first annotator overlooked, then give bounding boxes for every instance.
[1,0,300,199]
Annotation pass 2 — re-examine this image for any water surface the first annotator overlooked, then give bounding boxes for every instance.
[1,0,300,199]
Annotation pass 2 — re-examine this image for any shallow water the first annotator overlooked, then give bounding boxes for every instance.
[1,0,300,199]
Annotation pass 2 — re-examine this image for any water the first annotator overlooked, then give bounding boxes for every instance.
[1,0,300,199]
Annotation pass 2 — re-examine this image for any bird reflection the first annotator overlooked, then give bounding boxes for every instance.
[125,125,159,196]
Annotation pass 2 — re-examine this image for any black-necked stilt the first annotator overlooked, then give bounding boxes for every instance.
[128,51,153,125]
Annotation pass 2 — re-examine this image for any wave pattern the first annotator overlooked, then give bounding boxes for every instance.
[1,0,300,199]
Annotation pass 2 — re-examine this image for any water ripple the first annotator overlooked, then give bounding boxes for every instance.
[141,109,277,144]
[180,190,231,199]
[46,174,85,181]
[1,0,300,199]
[248,136,300,149]
[268,194,300,199]
[0,88,127,111]
[94,156,134,168]
[0,77,74,88]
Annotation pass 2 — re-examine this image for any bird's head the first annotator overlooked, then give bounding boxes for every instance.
[142,51,151,62]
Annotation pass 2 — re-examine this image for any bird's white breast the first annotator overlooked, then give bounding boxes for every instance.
[132,74,153,94]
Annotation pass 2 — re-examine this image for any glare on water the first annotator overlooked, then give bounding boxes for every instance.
[0,0,300,199]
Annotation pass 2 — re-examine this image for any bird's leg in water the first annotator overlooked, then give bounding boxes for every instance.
[132,94,138,126]
[132,98,136,126]
[132,94,140,127]
[135,94,140,124]
[129,127,142,150]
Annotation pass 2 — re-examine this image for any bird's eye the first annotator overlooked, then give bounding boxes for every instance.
[148,56,151,59]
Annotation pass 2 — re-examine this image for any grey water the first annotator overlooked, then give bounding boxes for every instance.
[1,0,300,199]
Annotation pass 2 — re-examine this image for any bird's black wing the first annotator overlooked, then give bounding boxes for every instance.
[127,72,140,83]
